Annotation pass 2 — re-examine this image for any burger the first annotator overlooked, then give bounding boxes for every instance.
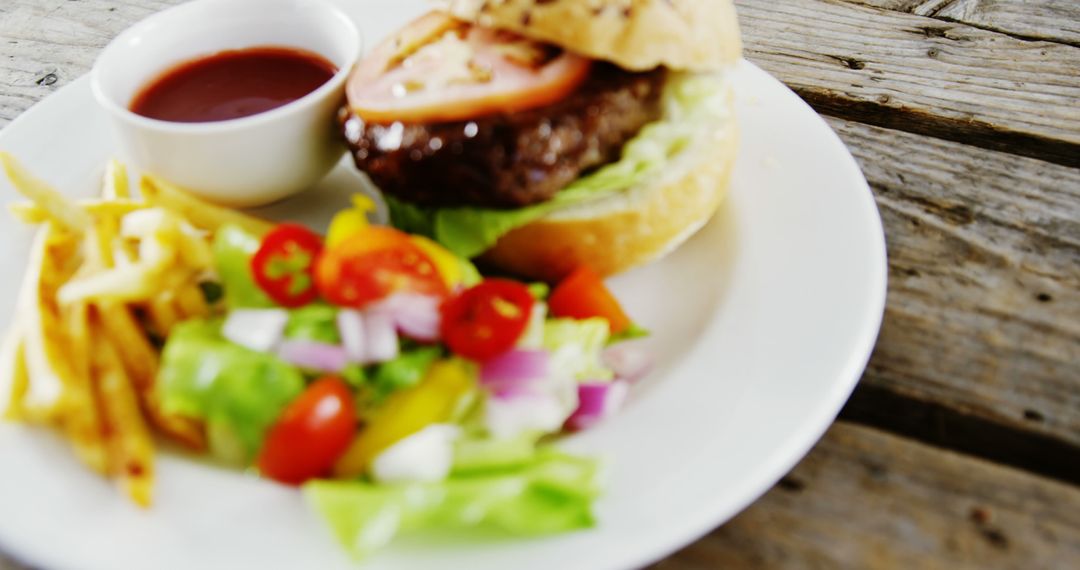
[339,0,741,281]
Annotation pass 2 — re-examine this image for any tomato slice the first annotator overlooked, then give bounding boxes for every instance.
[257,377,356,485]
[315,225,449,308]
[347,11,591,123]
[548,266,631,334]
[251,223,323,308]
[440,279,534,361]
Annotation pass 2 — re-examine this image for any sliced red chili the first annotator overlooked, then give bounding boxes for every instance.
[251,223,324,308]
[440,279,534,361]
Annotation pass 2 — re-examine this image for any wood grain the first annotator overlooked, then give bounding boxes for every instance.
[0,0,181,127]
[734,0,1080,167]
[827,116,1080,452]
[851,0,1080,46]
[653,422,1080,569]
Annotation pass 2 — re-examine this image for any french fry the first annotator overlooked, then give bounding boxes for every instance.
[146,296,182,337]
[96,292,206,450]
[174,283,210,320]
[84,207,119,272]
[0,324,29,421]
[140,175,273,236]
[0,152,91,232]
[8,199,145,225]
[59,301,110,474]
[17,227,74,419]
[102,159,130,200]
[90,321,155,507]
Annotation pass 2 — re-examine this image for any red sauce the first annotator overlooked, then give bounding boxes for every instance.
[130,46,337,123]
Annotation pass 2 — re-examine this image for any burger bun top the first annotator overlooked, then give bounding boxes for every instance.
[438,0,742,71]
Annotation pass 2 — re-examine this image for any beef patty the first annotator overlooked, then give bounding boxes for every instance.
[339,64,667,209]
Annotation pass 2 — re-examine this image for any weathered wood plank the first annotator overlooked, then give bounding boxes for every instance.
[734,0,1080,167]
[0,0,181,127]
[851,0,1080,46]
[825,116,1080,456]
[929,0,1080,45]
[652,422,1080,569]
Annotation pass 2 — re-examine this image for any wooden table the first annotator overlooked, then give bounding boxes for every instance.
[2,0,1078,567]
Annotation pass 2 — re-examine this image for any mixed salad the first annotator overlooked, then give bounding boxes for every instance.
[148,197,651,556]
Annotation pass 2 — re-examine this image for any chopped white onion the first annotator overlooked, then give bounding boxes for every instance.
[370,424,461,484]
[336,309,366,362]
[363,311,399,363]
[602,344,654,382]
[369,292,442,342]
[515,302,547,349]
[483,392,567,439]
[222,309,289,352]
[277,340,349,373]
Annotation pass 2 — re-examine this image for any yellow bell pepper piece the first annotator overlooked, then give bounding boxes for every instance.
[326,195,377,248]
[332,359,474,478]
[410,235,464,288]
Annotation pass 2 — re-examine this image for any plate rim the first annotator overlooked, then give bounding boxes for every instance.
[0,55,887,570]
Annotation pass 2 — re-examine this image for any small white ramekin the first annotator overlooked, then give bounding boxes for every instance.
[91,0,361,207]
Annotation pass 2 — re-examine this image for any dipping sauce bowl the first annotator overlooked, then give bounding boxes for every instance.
[91,0,361,207]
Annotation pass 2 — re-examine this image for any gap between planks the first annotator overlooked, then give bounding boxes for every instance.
[734,0,1080,168]
[822,115,1079,479]
[651,422,1080,570]
[849,0,1080,47]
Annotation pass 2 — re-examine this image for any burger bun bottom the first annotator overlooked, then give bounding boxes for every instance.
[480,105,738,282]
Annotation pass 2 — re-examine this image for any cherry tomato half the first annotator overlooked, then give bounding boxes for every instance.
[315,225,448,308]
[548,266,631,334]
[440,279,534,361]
[251,223,324,308]
[257,377,356,485]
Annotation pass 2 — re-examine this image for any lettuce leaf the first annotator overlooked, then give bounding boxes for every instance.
[385,73,731,258]
[305,448,600,559]
[157,319,305,463]
[284,303,340,344]
[543,318,614,382]
[451,430,543,474]
[213,224,274,309]
[370,345,444,398]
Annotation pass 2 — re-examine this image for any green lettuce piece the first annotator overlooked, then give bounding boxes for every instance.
[284,304,340,344]
[609,322,651,344]
[385,73,732,257]
[213,224,274,309]
[452,431,543,474]
[157,319,305,463]
[543,318,614,381]
[370,346,443,398]
[304,449,600,559]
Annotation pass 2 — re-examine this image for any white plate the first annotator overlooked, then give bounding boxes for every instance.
[0,2,886,569]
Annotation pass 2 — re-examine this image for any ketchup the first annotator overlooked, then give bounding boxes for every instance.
[130,46,337,123]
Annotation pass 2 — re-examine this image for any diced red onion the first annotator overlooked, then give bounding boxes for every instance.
[278,340,349,373]
[480,349,549,396]
[336,309,366,362]
[565,380,630,431]
[363,311,399,363]
[222,309,289,352]
[369,292,442,342]
[602,344,653,382]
